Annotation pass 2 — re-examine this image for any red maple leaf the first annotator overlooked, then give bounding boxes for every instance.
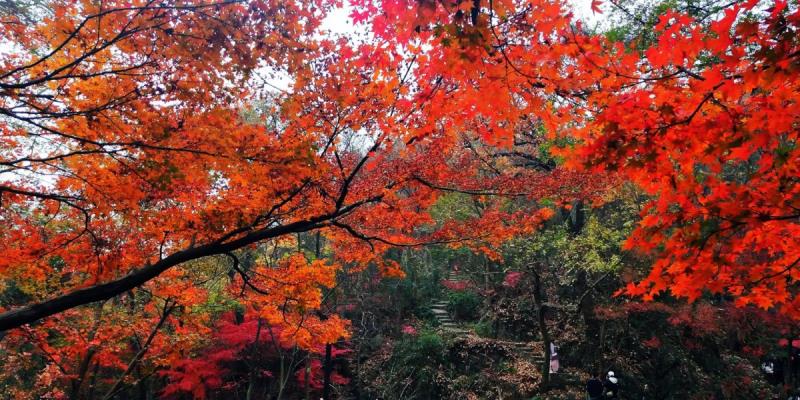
[591,0,603,14]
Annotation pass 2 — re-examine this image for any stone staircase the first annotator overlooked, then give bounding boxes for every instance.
[492,340,546,363]
[446,269,468,282]
[430,270,581,389]
[495,340,581,386]
[430,299,468,334]
[427,268,581,389]
[432,269,470,333]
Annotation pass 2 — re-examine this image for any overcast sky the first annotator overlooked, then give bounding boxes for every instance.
[321,0,607,34]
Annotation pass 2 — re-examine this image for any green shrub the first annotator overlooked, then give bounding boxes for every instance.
[447,291,481,321]
[390,331,447,397]
[414,305,437,323]
[472,320,494,338]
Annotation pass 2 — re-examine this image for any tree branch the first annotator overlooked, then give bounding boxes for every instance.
[0,197,380,331]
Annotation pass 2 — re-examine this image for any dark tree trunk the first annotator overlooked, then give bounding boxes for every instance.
[567,199,585,234]
[305,356,312,400]
[532,267,551,390]
[0,198,380,331]
[786,335,796,394]
[323,343,333,399]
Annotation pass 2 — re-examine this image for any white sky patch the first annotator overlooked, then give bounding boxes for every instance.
[568,0,608,27]
[320,0,605,36]
[321,6,359,35]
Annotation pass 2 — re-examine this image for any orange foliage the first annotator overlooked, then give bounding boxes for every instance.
[351,0,800,317]
[13,0,799,395]
[0,0,609,395]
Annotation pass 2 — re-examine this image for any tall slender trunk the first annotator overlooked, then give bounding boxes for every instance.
[304,355,311,400]
[246,319,263,400]
[102,300,174,400]
[531,268,551,390]
[276,355,286,399]
[322,343,333,399]
[86,361,100,399]
[316,231,335,400]
[71,303,104,400]
[71,347,98,400]
[786,335,796,395]
[599,319,607,376]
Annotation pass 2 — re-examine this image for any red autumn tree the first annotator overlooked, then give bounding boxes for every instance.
[0,0,597,332]
[3,0,796,397]
[0,4,611,397]
[350,0,800,316]
[557,1,800,316]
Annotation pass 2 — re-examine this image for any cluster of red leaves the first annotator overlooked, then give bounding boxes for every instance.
[0,0,611,341]
[401,324,418,335]
[441,279,471,291]
[350,0,800,318]
[160,316,274,398]
[161,314,349,399]
[3,0,798,395]
[502,271,524,288]
[293,348,351,390]
[559,2,800,315]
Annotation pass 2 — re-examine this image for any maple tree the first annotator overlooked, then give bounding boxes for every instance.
[0,0,605,397]
[350,0,800,315]
[2,0,797,397]
[0,0,602,330]
[160,313,350,399]
[556,1,800,315]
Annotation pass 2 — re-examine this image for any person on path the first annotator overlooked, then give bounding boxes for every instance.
[604,371,619,399]
[549,342,560,373]
[586,374,604,400]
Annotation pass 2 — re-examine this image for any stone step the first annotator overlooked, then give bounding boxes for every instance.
[493,341,543,346]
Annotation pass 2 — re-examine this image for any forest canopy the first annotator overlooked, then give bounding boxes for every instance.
[0,0,798,398]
